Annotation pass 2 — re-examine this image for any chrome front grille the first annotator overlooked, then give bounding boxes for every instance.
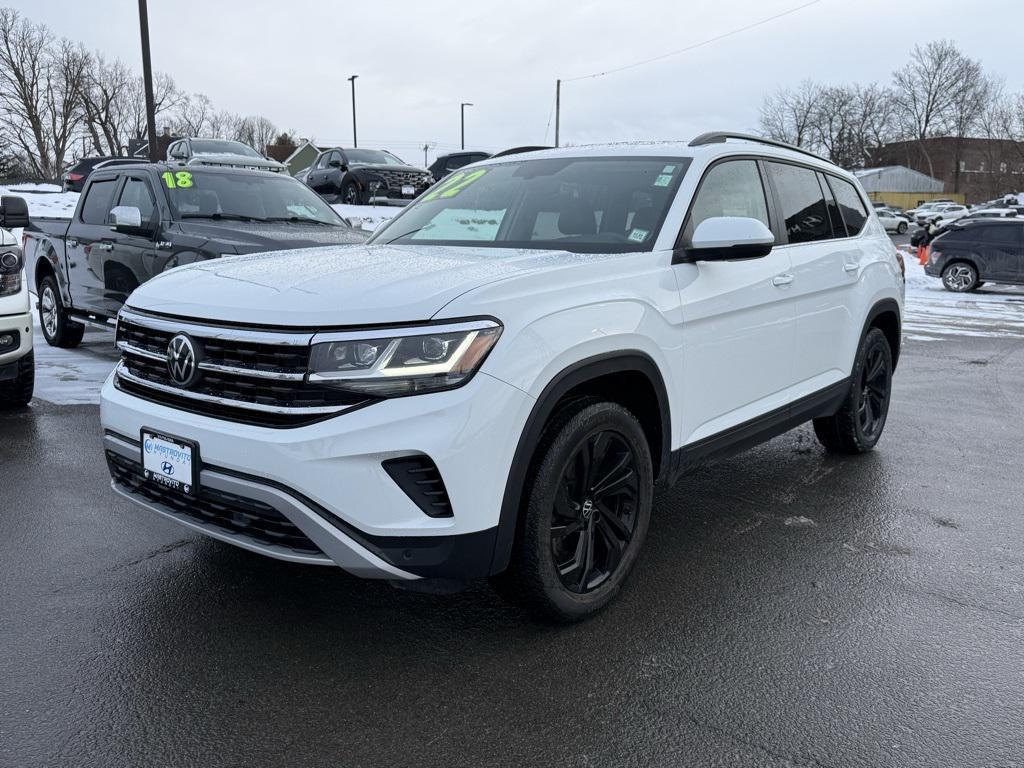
[114,309,369,427]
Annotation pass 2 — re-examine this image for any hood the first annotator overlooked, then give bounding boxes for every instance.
[175,220,368,251]
[125,244,601,327]
[187,154,286,171]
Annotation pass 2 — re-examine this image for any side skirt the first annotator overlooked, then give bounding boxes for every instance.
[667,378,850,480]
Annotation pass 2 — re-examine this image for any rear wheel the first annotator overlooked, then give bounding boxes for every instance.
[38,274,84,348]
[941,262,978,292]
[897,222,908,234]
[0,351,34,408]
[813,328,893,454]
[491,400,653,622]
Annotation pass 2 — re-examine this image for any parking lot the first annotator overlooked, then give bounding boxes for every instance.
[3,243,1024,767]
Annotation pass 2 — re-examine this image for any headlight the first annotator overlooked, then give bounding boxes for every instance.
[307,319,502,396]
[0,251,22,297]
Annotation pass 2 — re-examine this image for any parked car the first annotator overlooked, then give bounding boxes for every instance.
[876,209,909,234]
[428,151,491,182]
[963,207,1020,220]
[62,156,141,192]
[99,132,904,621]
[925,219,1024,292]
[23,163,367,346]
[167,138,287,173]
[304,148,433,205]
[0,196,34,407]
[905,201,947,219]
[915,203,967,226]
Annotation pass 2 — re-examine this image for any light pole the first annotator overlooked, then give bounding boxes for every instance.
[460,102,473,150]
[348,75,359,148]
[137,0,159,161]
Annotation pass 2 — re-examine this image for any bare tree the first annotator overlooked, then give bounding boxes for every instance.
[0,9,88,177]
[80,53,133,155]
[206,109,241,140]
[892,40,984,178]
[759,81,822,149]
[235,115,277,153]
[171,92,214,137]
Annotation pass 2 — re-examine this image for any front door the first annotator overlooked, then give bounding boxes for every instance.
[673,157,796,446]
[102,175,161,314]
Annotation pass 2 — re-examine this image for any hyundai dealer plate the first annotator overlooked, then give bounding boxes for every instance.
[401,185,415,196]
[141,429,198,496]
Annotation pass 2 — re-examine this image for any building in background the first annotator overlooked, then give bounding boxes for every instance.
[873,137,1024,205]
[853,165,953,209]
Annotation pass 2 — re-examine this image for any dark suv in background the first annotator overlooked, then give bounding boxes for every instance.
[303,148,433,205]
[926,219,1024,292]
[428,151,491,181]
[62,157,141,192]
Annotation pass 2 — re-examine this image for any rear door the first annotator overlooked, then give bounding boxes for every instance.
[65,174,121,313]
[975,224,1024,283]
[673,157,796,444]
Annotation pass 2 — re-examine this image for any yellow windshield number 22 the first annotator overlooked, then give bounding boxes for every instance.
[161,171,194,189]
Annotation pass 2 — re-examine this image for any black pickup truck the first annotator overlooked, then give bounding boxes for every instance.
[23,163,367,347]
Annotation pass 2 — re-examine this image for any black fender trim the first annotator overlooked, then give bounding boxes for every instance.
[489,351,671,575]
[861,298,902,371]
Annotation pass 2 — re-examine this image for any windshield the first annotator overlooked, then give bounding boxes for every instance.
[190,140,263,158]
[165,169,347,226]
[369,156,690,253]
[345,149,407,166]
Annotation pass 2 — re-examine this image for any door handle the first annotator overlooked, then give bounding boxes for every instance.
[772,274,794,287]
[96,242,114,252]
[844,263,859,273]
[67,239,78,247]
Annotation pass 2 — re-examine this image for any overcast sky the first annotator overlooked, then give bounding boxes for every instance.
[11,0,1024,164]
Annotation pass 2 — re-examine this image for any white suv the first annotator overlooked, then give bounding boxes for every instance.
[0,196,34,408]
[101,133,905,621]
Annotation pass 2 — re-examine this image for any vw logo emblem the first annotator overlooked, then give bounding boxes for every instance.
[167,333,199,386]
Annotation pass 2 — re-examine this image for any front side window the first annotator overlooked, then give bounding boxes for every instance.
[117,178,156,222]
[685,160,769,240]
[765,162,832,244]
[370,156,691,254]
[827,175,870,237]
[80,178,119,225]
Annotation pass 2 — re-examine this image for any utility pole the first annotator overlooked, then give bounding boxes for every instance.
[137,0,159,162]
[554,79,561,148]
[422,144,429,167]
[348,75,359,148]
[460,102,473,150]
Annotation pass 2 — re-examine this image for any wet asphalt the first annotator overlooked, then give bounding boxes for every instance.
[2,332,1024,768]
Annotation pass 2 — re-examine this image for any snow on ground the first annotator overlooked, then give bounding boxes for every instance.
[330,202,402,232]
[898,244,1024,341]
[0,183,79,219]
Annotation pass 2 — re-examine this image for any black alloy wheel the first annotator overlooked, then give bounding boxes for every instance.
[551,430,641,594]
[857,341,890,442]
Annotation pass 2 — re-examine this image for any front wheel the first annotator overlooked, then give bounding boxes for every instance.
[0,351,34,408]
[897,222,908,234]
[813,328,893,454]
[340,181,362,206]
[941,262,978,292]
[491,400,653,622]
[38,274,84,348]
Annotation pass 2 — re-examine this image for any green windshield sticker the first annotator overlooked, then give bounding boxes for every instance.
[420,169,487,202]
[628,228,648,242]
[162,171,193,189]
[653,174,673,188]
[662,165,677,174]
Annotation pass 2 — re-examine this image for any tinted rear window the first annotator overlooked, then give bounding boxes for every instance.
[80,178,119,224]
[828,176,869,236]
[765,162,832,244]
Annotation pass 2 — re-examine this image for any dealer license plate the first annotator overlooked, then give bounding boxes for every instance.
[141,429,198,496]
[401,185,415,196]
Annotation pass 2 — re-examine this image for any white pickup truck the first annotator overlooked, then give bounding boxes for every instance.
[0,195,33,407]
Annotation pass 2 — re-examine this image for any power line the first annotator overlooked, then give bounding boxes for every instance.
[561,0,822,83]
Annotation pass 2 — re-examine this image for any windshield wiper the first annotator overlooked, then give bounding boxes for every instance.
[263,216,334,226]
[180,213,269,222]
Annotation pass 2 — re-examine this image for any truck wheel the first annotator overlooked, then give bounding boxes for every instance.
[0,351,34,408]
[38,275,84,348]
[813,328,893,454]
[491,399,653,622]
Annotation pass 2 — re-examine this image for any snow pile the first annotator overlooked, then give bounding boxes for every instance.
[0,183,79,219]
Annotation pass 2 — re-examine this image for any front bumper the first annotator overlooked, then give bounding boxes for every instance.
[100,370,536,580]
[0,309,32,367]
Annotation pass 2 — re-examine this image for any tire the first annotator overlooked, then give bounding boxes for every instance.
[813,328,893,454]
[897,222,908,234]
[941,261,978,293]
[341,181,362,206]
[38,274,84,348]
[490,399,654,622]
[0,351,34,409]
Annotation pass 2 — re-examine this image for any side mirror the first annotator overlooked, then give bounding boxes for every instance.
[328,159,342,168]
[0,195,29,229]
[110,205,154,236]
[677,216,775,263]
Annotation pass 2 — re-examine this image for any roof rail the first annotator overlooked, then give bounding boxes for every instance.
[689,132,828,163]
